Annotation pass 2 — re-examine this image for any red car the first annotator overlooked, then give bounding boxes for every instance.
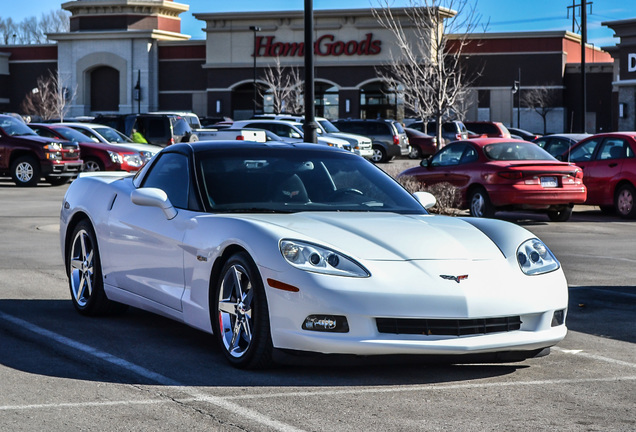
[405,127,438,159]
[464,121,512,138]
[30,123,145,172]
[400,138,587,221]
[560,132,636,218]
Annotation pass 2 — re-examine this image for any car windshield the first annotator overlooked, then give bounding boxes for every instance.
[53,126,94,143]
[0,116,38,137]
[94,127,133,143]
[483,142,556,161]
[196,148,426,214]
[318,119,340,133]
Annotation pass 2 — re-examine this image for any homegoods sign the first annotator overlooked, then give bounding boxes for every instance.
[254,33,382,57]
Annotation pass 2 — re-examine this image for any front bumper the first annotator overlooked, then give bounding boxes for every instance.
[43,161,83,177]
[262,258,568,356]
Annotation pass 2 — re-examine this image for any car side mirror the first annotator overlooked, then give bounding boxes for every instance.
[413,191,437,210]
[420,157,431,167]
[131,187,177,220]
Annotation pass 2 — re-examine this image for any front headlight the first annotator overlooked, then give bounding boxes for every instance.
[517,239,560,275]
[123,154,143,168]
[280,239,369,277]
[108,150,123,164]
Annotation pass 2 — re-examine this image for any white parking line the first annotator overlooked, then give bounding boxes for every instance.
[0,311,306,432]
[2,310,634,432]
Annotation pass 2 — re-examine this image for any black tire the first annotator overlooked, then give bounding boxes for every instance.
[370,146,388,163]
[468,187,495,218]
[67,220,127,316]
[408,146,422,159]
[212,252,273,369]
[83,158,104,172]
[599,205,615,215]
[11,155,40,187]
[615,183,636,218]
[547,206,573,222]
[46,176,70,186]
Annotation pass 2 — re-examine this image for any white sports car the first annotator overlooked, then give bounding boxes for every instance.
[60,141,568,369]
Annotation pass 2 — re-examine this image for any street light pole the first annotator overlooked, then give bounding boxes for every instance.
[303,0,318,143]
[249,26,261,116]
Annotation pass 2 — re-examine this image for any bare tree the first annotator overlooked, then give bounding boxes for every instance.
[20,70,76,121]
[258,57,304,114]
[0,10,69,45]
[521,87,556,135]
[373,0,484,148]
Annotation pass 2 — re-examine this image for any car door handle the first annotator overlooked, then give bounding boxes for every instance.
[608,163,618,168]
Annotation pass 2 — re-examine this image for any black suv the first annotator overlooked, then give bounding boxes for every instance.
[331,119,409,163]
[0,115,82,186]
[93,113,197,146]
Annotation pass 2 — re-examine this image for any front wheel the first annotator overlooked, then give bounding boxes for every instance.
[408,146,422,159]
[83,158,104,172]
[468,187,495,218]
[11,155,40,187]
[67,220,127,315]
[615,184,636,218]
[212,252,273,369]
[547,206,573,222]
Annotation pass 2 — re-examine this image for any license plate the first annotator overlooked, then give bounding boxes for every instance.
[541,176,558,188]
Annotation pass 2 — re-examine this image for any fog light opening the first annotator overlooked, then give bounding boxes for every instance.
[302,315,349,333]
[551,309,565,327]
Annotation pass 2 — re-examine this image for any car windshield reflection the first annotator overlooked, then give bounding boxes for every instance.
[196,149,426,214]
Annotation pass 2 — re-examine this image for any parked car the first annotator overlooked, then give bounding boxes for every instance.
[559,132,636,218]
[534,133,591,158]
[463,121,512,138]
[93,113,198,146]
[399,138,587,221]
[252,114,374,159]
[230,119,349,150]
[61,141,567,369]
[408,120,468,142]
[509,127,541,142]
[0,114,82,186]
[331,119,410,163]
[404,127,438,159]
[29,123,145,172]
[56,122,162,164]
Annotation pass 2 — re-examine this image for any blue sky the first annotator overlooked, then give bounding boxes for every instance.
[6,0,634,47]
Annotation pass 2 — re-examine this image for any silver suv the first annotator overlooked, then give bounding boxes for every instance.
[251,115,374,159]
[331,119,410,163]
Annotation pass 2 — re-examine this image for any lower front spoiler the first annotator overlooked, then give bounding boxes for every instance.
[273,346,552,366]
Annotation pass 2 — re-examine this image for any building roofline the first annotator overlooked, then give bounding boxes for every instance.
[194,7,456,21]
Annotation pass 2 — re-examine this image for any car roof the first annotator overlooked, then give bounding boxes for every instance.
[454,137,528,147]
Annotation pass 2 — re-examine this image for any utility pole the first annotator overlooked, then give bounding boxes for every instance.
[566,1,592,132]
[303,0,318,143]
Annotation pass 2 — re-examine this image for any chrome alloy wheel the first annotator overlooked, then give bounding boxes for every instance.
[83,160,101,171]
[217,263,254,359]
[69,229,95,307]
[470,192,486,217]
[16,161,34,183]
[617,187,634,217]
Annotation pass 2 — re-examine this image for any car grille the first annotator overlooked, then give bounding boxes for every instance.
[376,316,522,336]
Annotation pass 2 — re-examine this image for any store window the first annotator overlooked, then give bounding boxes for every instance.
[360,81,404,120]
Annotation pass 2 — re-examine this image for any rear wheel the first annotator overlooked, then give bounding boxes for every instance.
[371,146,388,163]
[547,206,573,222]
[212,252,273,369]
[469,187,495,218]
[615,184,636,218]
[11,155,40,187]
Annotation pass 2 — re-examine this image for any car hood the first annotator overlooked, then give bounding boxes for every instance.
[240,212,503,261]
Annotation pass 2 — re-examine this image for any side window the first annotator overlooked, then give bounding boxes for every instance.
[534,138,548,148]
[546,138,570,157]
[569,138,601,162]
[460,146,478,164]
[431,144,466,167]
[142,153,190,209]
[597,138,626,160]
[32,127,57,138]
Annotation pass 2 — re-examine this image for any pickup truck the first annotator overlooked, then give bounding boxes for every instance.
[0,114,82,186]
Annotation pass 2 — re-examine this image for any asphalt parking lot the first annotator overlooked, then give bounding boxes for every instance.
[0,172,634,432]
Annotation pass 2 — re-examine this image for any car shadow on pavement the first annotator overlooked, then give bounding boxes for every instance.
[0,299,530,387]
